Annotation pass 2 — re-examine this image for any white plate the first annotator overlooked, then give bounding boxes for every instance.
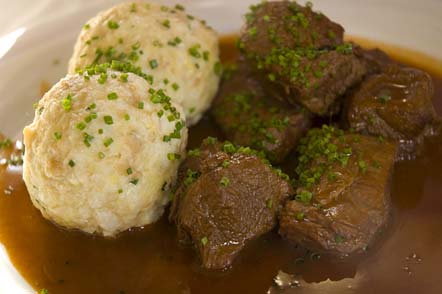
[0,0,441,293]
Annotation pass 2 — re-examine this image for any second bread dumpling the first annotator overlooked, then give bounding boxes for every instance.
[68,1,221,125]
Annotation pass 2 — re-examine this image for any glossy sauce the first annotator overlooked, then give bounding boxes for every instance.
[1,36,442,294]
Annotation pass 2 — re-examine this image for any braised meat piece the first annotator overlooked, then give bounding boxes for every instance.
[238,1,367,115]
[169,138,293,269]
[279,125,397,255]
[239,1,344,59]
[345,64,441,159]
[353,45,393,74]
[212,63,311,163]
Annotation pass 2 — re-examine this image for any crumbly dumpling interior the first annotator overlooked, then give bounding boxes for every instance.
[23,70,188,236]
[68,1,220,125]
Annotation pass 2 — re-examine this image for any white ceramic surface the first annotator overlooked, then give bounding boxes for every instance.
[0,0,441,293]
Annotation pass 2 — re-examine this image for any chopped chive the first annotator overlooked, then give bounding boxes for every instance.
[120,73,128,82]
[161,19,171,28]
[107,92,118,100]
[103,137,114,147]
[61,94,72,111]
[103,115,113,125]
[98,152,105,159]
[219,176,230,187]
[130,179,139,185]
[54,132,62,140]
[76,122,86,130]
[175,4,185,11]
[126,168,133,175]
[149,59,158,69]
[86,103,96,110]
[98,73,108,84]
[167,153,181,161]
[107,20,119,29]
[201,236,208,246]
[83,133,94,147]
[138,102,144,109]
[296,212,305,221]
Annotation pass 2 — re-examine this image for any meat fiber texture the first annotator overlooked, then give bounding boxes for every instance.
[279,127,397,255]
[170,139,293,269]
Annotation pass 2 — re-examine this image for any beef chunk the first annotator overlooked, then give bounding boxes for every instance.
[259,48,368,115]
[279,125,397,255]
[353,45,393,74]
[238,1,367,115]
[170,138,293,269]
[345,64,441,159]
[212,63,311,163]
[240,1,344,60]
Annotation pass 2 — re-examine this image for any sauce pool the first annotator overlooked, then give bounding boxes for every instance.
[1,36,442,294]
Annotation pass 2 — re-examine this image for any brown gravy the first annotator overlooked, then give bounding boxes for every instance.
[1,35,442,294]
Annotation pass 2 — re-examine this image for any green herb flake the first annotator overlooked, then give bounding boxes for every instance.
[130,3,137,12]
[107,20,120,30]
[103,115,114,125]
[120,73,128,82]
[126,168,133,175]
[167,153,181,161]
[266,199,273,209]
[296,212,305,221]
[54,132,62,140]
[296,191,313,204]
[162,19,171,28]
[86,103,96,111]
[214,62,223,76]
[188,44,201,58]
[219,176,230,187]
[222,160,230,168]
[124,114,130,121]
[358,160,367,173]
[201,236,208,246]
[149,59,159,69]
[68,159,75,167]
[103,137,114,147]
[98,152,105,159]
[83,133,94,147]
[138,102,144,109]
[175,4,185,11]
[76,122,86,130]
[61,94,73,111]
[98,73,108,84]
[130,178,139,185]
[107,92,118,100]
[188,148,201,157]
